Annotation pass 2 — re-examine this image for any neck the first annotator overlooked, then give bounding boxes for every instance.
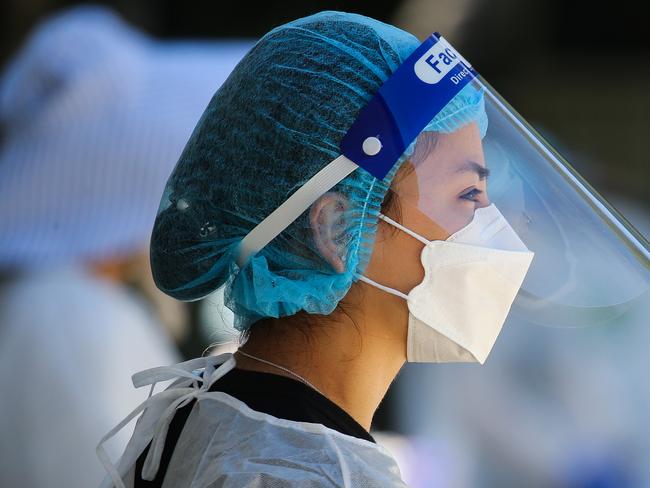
[234,282,407,432]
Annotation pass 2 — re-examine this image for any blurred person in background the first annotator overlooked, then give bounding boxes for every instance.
[0,6,251,487]
[96,8,648,488]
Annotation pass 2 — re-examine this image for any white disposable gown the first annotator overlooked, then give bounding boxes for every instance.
[98,353,408,487]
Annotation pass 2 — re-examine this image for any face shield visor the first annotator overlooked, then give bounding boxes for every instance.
[237,34,649,328]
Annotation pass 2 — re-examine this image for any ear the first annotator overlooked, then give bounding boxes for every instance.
[310,192,348,273]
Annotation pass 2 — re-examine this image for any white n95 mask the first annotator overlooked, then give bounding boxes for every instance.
[359,204,534,364]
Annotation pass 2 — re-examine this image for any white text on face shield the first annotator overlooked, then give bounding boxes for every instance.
[414,37,473,84]
[450,66,471,85]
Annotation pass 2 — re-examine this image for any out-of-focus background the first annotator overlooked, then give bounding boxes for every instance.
[0,1,647,487]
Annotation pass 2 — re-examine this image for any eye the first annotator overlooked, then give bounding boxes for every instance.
[460,188,482,202]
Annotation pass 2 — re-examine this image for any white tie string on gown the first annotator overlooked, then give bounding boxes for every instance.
[96,353,236,488]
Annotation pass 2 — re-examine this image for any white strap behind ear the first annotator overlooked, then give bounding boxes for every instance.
[237,155,359,267]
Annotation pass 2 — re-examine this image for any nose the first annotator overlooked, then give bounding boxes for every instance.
[477,192,491,208]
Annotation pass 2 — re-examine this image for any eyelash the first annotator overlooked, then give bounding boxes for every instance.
[460,188,482,202]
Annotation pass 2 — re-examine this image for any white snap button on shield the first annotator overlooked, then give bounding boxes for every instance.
[362,136,382,156]
[176,198,189,211]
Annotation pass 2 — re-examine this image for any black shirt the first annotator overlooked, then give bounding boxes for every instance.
[134,366,375,487]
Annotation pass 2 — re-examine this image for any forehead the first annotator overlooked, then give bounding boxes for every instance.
[412,122,486,177]
[435,122,483,161]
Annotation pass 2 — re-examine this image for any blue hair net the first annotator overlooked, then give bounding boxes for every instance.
[150,11,488,330]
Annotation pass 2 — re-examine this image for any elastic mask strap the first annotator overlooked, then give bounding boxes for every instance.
[356,213,433,300]
[378,213,430,246]
[357,274,409,300]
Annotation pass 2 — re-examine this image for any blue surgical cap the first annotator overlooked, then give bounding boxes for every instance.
[150,11,488,330]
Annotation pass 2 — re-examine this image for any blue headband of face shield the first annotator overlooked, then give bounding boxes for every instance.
[237,34,480,265]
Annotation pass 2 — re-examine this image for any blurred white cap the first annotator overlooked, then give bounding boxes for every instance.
[0,5,253,267]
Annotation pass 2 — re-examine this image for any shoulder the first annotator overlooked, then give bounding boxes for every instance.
[1,267,140,331]
[181,396,407,487]
[0,266,176,354]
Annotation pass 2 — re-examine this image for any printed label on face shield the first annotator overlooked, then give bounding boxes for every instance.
[341,34,478,179]
[414,37,473,84]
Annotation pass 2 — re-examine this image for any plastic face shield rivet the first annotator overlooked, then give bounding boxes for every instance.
[362,136,382,156]
[176,198,189,211]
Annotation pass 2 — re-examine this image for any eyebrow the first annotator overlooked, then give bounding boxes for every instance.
[456,160,490,180]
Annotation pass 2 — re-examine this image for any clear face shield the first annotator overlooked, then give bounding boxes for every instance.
[389,81,648,328]
[237,34,649,329]
[483,85,646,327]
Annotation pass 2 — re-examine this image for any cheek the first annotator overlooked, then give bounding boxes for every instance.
[413,194,475,236]
[365,224,426,293]
[413,180,476,235]
[395,237,427,292]
[440,202,477,234]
